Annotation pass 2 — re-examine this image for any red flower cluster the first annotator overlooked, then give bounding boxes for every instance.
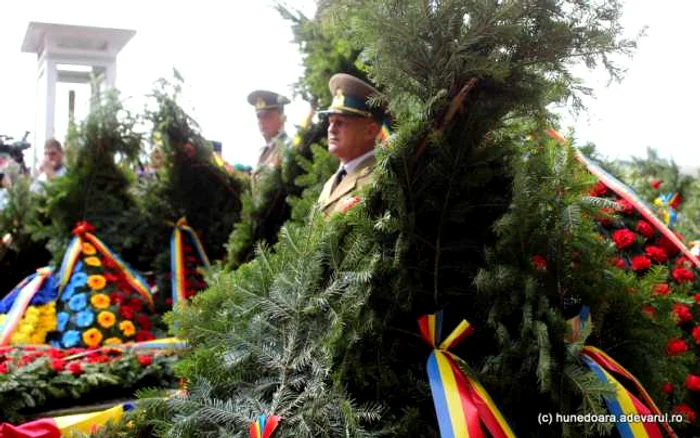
[635,220,655,239]
[630,255,651,272]
[672,267,695,284]
[611,229,636,250]
[667,338,689,356]
[0,345,163,376]
[531,255,548,271]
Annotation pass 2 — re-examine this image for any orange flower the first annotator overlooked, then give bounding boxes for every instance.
[84,256,101,267]
[82,328,103,348]
[82,242,97,255]
[97,311,116,329]
[90,293,110,310]
[119,320,136,337]
[87,275,106,290]
[104,337,122,345]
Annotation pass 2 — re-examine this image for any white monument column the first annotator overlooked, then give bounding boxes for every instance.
[21,22,135,171]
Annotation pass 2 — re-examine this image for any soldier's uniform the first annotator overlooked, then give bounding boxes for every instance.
[247,90,292,177]
[317,74,386,216]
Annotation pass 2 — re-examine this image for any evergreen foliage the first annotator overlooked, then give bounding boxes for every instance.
[119,1,686,437]
[138,76,245,305]
[26,91,145,266]
[0,177,51,296]
[139,215,385,437]
[473,130,687,436]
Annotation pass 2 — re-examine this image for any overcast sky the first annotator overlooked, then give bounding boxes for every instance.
[1,0,698,170]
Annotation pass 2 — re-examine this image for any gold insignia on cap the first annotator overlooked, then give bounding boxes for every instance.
[331,89,345,109]
[255,97,268,111]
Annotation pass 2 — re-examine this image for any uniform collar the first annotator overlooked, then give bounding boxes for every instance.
[263,130,287,149]
[340,149,375,174]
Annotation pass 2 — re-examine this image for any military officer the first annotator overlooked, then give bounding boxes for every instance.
[247,90,292,175]
[317,73,386,216]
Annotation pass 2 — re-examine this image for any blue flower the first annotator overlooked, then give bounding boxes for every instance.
[61,330,81,348]
[74,261,85,273]
[72,272,88,286]
[75,310,94,328]
[68,293,88,311]
[50,340,62,349]
[57,312,70,331]
[61,282,78,302]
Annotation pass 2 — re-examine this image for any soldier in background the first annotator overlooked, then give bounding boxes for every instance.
[247,90,292,177]
[316,73,386,216]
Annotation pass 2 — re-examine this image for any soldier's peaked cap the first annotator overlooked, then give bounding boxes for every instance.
[319,73,385,119]
[247,90,290,112]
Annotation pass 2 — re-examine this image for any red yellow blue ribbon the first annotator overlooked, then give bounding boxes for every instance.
[581,346,676,438]
[419,312,515,438]
[170,217,210,306]
[546,129,700,270]
[0,267,53,346]
[567,307,676,438]
[1,401,135,436]
[59,224,153,311]
[249,414,280,438]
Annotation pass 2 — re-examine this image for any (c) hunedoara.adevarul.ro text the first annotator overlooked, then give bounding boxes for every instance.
[537,412,685,426]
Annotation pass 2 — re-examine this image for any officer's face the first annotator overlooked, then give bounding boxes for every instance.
[327,114,380,163]
[257,109,284,142]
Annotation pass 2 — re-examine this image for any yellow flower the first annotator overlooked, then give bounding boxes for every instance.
[90,293,111,310]
[84,256,102,267]
[82,328,104,348]
[11,333,30,345]
[104,337,123,345]
[97,311,116,329]
[87,275,107,290]
[82,242,97,255]
[119,320,136,337]
[31,333,45,344]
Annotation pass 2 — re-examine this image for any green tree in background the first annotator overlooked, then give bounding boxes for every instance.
[98,1,693,437]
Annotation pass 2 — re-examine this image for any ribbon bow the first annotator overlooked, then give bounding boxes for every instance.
[419,312,515,438]
[72,221,95,236]
[568,307,677,438]
[248,414,280,438]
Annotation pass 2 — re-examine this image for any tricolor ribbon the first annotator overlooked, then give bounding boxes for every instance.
[653,193,680,227]
[1,402,135,437]
[568,308,677,438]
[59,223,153,310]
[546,130,700,270]
[248,414,280,438]
[379,120,392,144]
[0,268,53,346]
[170,217,211,306]
[419,312,516,438]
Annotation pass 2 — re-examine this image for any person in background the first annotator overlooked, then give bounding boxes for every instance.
[247,90,292,177]
[0,153,21,211]
[316,73,387,216]
[31,138,67,193]
[37,138,67,182]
